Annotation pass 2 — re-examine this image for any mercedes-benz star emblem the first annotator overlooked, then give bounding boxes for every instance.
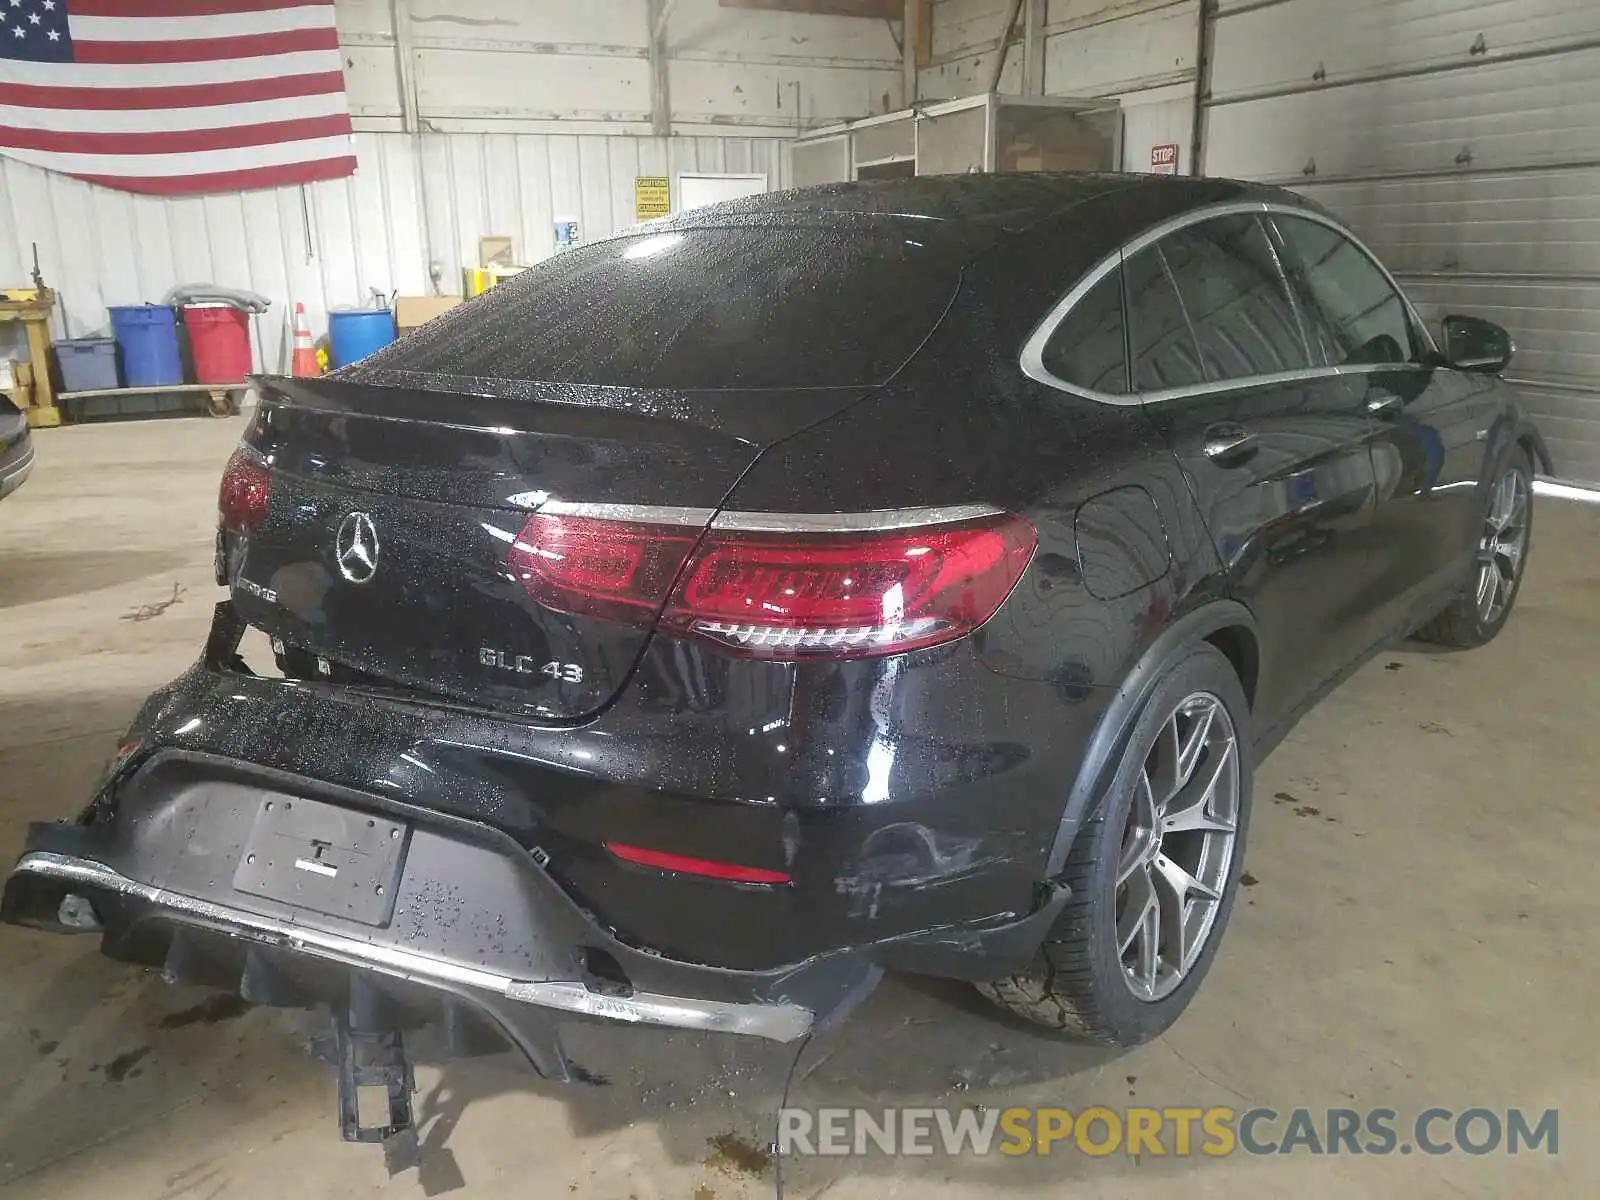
[334,512,380,584]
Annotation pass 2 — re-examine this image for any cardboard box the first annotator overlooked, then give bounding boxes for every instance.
[394,295,464,331]
[478,236,515,268]
[462,266,527,299]
[4,359,30,409]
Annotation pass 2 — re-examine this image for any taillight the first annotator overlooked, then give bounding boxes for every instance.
[218,449,271,535]
[508,513,699,623]
[507,506,1036,659]
[665,514,1036,656]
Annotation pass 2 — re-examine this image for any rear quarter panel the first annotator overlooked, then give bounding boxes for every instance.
[694,194,1246,939]
[724,189,1235,693]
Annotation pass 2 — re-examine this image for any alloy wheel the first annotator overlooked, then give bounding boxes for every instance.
[1476,467,1529,625]
[1114,691,1240,1002]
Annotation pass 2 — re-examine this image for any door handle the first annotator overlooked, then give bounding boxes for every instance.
[1367,391,1404,417]
[1202,423,1258,465]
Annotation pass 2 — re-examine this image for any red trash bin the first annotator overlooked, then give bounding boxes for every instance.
[181,305,252,384]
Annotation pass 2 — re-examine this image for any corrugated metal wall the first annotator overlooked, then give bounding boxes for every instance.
[0,132,789,373]
[919,0,1201,175]
[1203,0,1600,485]
[341,0,903,137]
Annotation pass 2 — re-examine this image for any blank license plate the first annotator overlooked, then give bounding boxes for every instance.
[232,795,408,926]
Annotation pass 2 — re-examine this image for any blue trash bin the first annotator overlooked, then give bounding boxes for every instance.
[109,304,183,387]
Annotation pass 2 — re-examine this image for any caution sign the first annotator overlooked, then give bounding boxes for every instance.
[635,176,671,222]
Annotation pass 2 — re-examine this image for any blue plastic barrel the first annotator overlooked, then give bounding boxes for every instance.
[328,307,397,368]
[109,304,183,387]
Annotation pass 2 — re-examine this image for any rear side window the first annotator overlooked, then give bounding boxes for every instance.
[1124,244,1206,391]
[1040,269,1128,394]
[1270,215,1420,366]
[1156,215,1312,381]
[360,225,968,390]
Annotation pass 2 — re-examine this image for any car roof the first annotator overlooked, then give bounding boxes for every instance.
[657,171,1294,231]
[642,172,1312,264]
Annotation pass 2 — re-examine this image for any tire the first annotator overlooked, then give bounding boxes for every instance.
[1413,445,1534,648]
[975,641,1252,1047]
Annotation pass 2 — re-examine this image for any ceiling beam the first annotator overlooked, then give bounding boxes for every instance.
[720,0,903,18]
[654,0,681,40]
[986,0,1024,93]
[903,0,930,102]
[911,0,932,68]
[1022,0,1045,93]
[649,0,673,137]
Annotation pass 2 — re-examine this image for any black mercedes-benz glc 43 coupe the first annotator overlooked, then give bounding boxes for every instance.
[3,174,1545,1136]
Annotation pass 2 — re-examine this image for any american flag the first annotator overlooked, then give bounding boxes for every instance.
[0,0,355,196]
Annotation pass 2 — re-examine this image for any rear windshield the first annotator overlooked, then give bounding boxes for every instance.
[356,224,968,390]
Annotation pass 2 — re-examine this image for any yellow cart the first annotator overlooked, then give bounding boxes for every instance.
[0,288,60,428]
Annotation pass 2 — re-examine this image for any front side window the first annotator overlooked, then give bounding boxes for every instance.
[1270,214,1420,366]
[1125,244,1206,391]
[1040,269,1128,394]
[1156,214,1313,382]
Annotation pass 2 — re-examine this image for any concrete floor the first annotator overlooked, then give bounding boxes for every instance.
[1,415,1597,1199]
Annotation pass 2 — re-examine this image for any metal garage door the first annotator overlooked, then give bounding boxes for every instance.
[1201,0,1600,485]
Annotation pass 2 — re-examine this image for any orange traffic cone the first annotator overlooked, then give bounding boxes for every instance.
[291,302,319,377]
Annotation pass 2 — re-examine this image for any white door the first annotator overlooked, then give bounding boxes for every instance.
[676,173,768,214]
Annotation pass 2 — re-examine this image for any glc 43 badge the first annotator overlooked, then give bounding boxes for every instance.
[479,648,583,683]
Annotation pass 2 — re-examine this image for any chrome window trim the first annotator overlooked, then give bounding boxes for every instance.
[713,504,1004,533]
[1019,199,1441,408]
[1136,362,1435,404]
[525,502,1006,533]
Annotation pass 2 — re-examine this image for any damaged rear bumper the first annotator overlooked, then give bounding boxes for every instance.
[2,749,1068,1077]
[6,849,816,1044]
[1,755,886,1078]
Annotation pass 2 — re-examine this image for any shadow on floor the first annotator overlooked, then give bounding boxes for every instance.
[383,970,1129,1196]
[0,928,1140,1198]
[0,549,190,610]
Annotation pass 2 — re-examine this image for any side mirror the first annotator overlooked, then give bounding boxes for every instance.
[1441,315,1513,374]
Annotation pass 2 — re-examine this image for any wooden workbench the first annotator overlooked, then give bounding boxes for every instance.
[0,289,59,427]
